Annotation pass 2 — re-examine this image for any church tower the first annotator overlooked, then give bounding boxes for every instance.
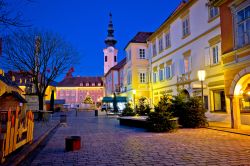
[103,13,118,75]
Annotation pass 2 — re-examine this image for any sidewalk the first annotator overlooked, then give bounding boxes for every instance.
[3,112,60,166]
[208,121,250,136]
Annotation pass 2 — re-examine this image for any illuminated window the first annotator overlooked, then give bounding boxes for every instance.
[152,43,157,56]
[209,6,219,20]
[159,69,164,81]
[139,72,146,83]
[153,72,157,83]
[165,32,171,48]
[182,15,190,37]
[92,83,95,86]
[165,65,172,79]
[212,45,219,64]
[86,83,89,86]
[184,56,191,73]
[127,71,132,85]
[139,49,145,59]
[158,37,163,52]
[236,5,250,48]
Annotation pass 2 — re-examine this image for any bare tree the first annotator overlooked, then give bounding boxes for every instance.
[0,0,31,28]
[2,29,78,110]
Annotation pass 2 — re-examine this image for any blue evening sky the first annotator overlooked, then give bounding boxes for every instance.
[10,0,182,80]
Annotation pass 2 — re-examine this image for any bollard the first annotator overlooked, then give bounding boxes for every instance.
[95,110,98,116]
[65,136,81,152]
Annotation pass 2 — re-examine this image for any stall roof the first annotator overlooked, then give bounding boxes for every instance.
[102,96,127,103]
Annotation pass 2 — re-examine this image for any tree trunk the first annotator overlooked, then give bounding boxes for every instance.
[38,95,44,110]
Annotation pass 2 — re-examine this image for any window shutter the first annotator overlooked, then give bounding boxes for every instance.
[218,43,222,62]
[204,47,210,66]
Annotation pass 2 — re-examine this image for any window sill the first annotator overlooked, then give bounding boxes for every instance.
[164,46,171,50]
[182,33,191,39]
[209,62,221,67]
[208,15,220,23]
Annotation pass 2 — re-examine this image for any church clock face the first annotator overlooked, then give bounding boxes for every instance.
[108,47,113,53]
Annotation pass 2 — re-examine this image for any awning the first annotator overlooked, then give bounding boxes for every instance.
[102,96,127,103]
[102,97,113,103]
[116,97,127,102]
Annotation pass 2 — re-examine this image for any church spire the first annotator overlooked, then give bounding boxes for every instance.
[105,13,117,47]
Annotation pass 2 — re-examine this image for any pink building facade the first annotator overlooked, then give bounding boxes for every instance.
[57,77,104,104]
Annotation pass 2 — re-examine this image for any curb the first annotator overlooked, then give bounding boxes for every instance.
[206,127,250,137]
[4,121,60,166]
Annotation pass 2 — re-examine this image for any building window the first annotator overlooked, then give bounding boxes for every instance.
[92,83,95,86]
[211,45,219,64]
[98,83,101,86]
[213,90,226,112]
[158,37,163,52]
[139,73,146,83]
[182,15,190,37]
[183,56,191,73]
[139,49,146,59]
[80,83,83,86]
[127,71,132,85]
[165,65,172,79]
[209,6,219,20]
[105,56,107,62]
[152,43,157,56]
[159,69,164,81]
[236,6,250,48]
[165,32,171,48]
[86,83,89,86]
[114,56,117,62]
[153,72,157,83]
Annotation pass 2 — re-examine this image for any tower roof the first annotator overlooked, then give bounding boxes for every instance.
[105,13,117,47]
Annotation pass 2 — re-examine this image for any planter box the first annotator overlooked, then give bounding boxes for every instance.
[118,116,148,128]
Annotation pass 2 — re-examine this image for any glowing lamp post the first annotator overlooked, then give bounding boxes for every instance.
[198,70,206,109]
[132,90,136,109]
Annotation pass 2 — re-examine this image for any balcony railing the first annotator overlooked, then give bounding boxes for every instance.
[177,72,191,85]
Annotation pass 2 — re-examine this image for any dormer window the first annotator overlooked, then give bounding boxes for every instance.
[98,83,101,86]
[86,83,89,86]
[80,83,83,86]
[92,83,95,86]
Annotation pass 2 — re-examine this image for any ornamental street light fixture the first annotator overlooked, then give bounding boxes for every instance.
[132,90,136,109]
[198,70,206,109]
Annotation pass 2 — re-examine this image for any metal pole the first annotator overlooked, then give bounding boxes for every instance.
[201,80,204,109]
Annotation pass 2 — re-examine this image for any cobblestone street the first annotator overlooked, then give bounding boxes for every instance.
[29,111,250,166]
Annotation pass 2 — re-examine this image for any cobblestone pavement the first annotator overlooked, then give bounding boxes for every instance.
[33,113,60,141]
[30,111,250,166]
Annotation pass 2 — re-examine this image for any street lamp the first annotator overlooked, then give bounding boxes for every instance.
[198,70,206,109]
[132,90,136,109]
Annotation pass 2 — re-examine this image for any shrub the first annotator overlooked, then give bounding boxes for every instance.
[146,94,177,132]
[136,97,151,116]
[147,111,177,132]
[121,103,136,116]
[171,95,207,128]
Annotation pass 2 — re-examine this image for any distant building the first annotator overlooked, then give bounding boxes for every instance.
[56,76,103,104]
[122,32,153,105]
[104,58,126,96]
[5,71,57,101]
[103,13,118,75]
